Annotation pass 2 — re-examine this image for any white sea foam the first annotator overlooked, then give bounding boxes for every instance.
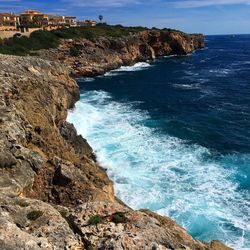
[164,54,178,58]
[103,71,120,77]
[116,62,152,72]
[183,70,195,75]
[200,57,212,62]
[77,77,95,82]
[68,90,250,249]
[173,83,201,90]
[103,62,152,77]
[209,69,232,76]
[231,61,250,67]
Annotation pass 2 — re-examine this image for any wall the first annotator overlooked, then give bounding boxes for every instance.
[0,27,42,39]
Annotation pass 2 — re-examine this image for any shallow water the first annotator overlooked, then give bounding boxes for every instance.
[68,35,250,249]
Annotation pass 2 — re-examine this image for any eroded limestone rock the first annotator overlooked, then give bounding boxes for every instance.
[0,48,232,250]
[39,30,205,77]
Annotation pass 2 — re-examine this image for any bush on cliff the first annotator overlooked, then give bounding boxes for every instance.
[69,47,81,57]
[88,214,103,225]
[29,30,59,49]
[111,212,127,224]
[0,24,149,56]
[0,30,59,55]
[27,210,43,220]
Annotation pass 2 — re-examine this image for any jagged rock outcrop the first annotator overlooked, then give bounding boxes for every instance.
[39,30,205,77]
[0,38,231,249]
[69,201,231,250]
[0,55,114,249]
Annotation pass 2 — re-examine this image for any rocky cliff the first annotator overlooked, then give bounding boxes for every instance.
[39,29,205,77]
[0,30,231,250]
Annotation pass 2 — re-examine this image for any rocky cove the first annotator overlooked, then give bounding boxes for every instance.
[39,29,205,77]
[0,29,231,249]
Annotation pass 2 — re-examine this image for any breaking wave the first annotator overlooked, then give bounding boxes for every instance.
[104,62,152,77]
[68,90,250,249]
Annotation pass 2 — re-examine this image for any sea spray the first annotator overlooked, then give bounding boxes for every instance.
[68,35,250,249]
[68,90,250,249]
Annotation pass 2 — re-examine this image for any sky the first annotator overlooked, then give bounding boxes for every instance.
[1,0,250,35]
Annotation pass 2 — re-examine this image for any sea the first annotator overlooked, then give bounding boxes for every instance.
[67,35,250,249]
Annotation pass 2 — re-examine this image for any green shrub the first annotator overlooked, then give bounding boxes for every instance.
[69,47,81,57]
[29,30,59,49]
[111,212,127,224]
[82,30,95,40]
[59,209,68,218]
[0,24,149,56]
[88,214,102,225]
[27,22,42,28]
[27,210,43,220]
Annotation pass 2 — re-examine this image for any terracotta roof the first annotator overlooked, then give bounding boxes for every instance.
[25,10,42,14]
[19,10,42,15]
[0,13,13,17]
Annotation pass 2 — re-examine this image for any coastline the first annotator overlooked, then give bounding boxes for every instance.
[38,29,205,77]
[0,30,232,249]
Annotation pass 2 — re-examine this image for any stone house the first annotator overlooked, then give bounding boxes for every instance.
[64,16,77,27]
[0,9,94,36]
[47,15,77,27]
[0,13,19,31]
[48,15,65,26]
[19,10,49,27]
[77,20,97,27]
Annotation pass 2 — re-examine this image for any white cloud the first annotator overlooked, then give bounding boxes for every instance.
[63,0,141,8]
[173,0,250,8]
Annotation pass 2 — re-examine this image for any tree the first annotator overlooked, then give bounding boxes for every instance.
[98,15,103,23]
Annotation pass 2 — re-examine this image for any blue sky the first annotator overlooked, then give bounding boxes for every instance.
[1,0,250,35]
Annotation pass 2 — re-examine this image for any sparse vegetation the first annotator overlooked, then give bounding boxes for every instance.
[27,210,43,220]
[0,30,59,56]
[88,214,103,225]
[111,212,127,224]
[59,209,69,218]
[69,47,81,57]
[0,24,149,56]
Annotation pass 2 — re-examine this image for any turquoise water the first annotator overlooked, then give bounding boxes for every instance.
[68,35,250,249]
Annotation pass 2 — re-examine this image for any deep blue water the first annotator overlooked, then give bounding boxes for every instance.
[68,35,250,249]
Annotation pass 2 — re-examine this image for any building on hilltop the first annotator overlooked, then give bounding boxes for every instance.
[45,15,77,30]
[64,16,77,27]
[18,10,77,29]
[19,10,49,28]
[77,20,97,27]
[48,15,65,27]
[0,9,96,36]
[0,13,20,31]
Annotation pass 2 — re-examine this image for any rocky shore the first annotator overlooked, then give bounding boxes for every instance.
[0,29,232,249]
[39,29,205,77]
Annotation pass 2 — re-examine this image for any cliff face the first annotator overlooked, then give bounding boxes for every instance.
[0,33,230,250]
[39,30,205,77]
[0,55,115,249]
